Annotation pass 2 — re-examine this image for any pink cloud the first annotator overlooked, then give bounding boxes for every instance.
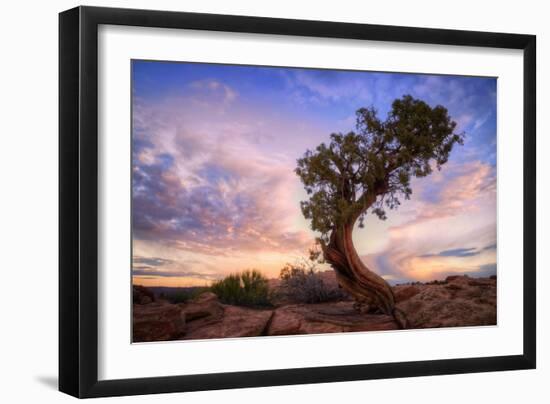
[360,161,497,282]
[132,82,315,257]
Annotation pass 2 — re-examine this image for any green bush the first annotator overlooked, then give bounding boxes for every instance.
[210,269,271,307]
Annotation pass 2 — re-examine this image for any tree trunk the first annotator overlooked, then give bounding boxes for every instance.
[322,220,408,329]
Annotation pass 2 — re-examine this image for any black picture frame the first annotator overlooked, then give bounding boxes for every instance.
[59,5,536,398]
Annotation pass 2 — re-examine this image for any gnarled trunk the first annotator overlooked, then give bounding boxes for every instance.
[323,220,408,328]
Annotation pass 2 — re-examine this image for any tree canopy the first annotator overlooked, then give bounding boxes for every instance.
[295,95,463,243]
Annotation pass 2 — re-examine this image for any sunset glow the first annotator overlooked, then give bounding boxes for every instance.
[132,61,497,287]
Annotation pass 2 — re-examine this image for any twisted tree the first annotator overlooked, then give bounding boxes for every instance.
[295,95,463,328]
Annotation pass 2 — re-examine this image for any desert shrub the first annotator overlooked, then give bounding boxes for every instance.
[210,269,271,307]
[277,263,347,304]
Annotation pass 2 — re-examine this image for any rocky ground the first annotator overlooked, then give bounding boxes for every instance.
[132,274,496,342]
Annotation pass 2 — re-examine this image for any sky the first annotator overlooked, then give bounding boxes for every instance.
[131,60,497,287]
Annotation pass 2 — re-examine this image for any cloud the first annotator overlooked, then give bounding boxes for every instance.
[419,242,497,258]
[133,256,173,267]
[281,69,374,106]
[420,247,480,258]
[473,111,492,130]
[281,71,497,173]
[188,79,238,104]
[130,62,497,286]
[132,254,220,280]
[132,268,219,280]
[360,160,497,282]
[482,243,497,251]
[405,160,496,225]
[132,82,314,257]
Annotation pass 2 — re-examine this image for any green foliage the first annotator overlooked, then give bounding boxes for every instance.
[210,269,271,307]
[295,95,463,241]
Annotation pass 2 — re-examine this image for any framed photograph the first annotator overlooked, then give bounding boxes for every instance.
[59,6,536,398]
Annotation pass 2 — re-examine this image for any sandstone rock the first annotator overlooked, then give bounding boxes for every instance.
[182,306,273,340]
[179,292,224,322]
[267,301,398,336]
[132,275,497,342]
[467,278,494,287]
[193,291,218,303]
[267,307,303,335]
[445,275,470,285]
[393,285,421,302]
[133,285,155,305]
[133,302,186,342]
[397,277,496,328]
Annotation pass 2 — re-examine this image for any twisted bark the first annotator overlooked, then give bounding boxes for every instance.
[322,220,408,329]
